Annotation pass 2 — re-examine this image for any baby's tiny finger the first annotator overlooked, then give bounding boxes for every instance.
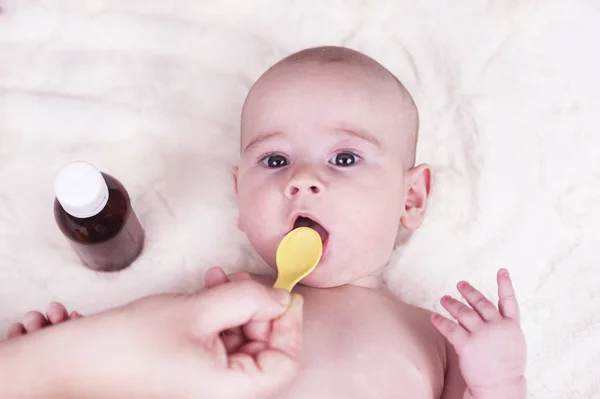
[23,311,49,332]
[70,311,84,319]
[6,323,26,338]
[205,267,228,288]
[497,269,520,321]
[457,281,501,322]
[430,313,468,349]
[46,302,69,324]
[440,295,483,332]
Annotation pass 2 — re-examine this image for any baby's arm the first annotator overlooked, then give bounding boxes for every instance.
[433,269,527,399]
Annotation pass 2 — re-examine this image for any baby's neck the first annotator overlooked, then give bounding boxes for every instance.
[348,274,384,289]
[253,268,385,290]
[310,271,386,290]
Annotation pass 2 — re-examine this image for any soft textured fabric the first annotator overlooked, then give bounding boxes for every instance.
[1,1,599,398]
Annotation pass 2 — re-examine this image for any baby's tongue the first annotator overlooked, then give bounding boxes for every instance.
[295,218,313,228]
[294,218,328,242]
[310,224,329,242]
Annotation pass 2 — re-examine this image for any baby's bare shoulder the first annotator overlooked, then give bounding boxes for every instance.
[369,290,447,362]
[297,285,448,398]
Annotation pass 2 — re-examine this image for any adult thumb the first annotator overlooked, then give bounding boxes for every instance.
[192,280,292,336]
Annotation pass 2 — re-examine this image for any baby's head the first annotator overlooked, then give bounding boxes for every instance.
[233,46,431,288]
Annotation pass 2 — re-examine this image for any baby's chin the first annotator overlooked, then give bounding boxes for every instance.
[261,260,346,288]
[298,263,383,289]
[260,248,384,289]
[298,275,342,289]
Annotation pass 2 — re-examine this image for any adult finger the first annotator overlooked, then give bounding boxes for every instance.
[226,273,273,343]
[218,271,254,352]
[205,270,254,352]
[261,294,303,362]
[192,280,291,337]
[229,294,304,396]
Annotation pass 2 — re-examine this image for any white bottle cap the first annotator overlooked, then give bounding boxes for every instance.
[54,161,109,218]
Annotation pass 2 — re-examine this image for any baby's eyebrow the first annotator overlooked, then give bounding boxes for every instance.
[242,127,381,152]
[331,127,382,148]
[243,132,283,153]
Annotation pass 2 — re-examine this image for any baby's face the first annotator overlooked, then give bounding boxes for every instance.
[234,61,427,288]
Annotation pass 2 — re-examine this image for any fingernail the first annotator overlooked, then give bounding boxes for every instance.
[271,288,292,307]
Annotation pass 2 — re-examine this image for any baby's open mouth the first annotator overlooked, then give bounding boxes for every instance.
[293,216,329,244]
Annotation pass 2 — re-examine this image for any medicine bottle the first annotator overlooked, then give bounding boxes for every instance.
[54,161,145,272]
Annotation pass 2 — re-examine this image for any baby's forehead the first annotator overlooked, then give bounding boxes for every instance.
[243,61,411,128]
[251,58,398,96]
[240,47,419,165]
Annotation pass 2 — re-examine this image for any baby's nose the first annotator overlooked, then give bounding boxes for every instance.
[285,173,324,199]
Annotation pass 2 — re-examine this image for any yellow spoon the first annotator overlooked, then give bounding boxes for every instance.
[273,227,323,292]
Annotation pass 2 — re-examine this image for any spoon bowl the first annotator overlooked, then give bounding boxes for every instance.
[273,227,323,291]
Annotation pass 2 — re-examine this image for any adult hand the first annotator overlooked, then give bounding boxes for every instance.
[0,279,303,399]
[204,266,278,354]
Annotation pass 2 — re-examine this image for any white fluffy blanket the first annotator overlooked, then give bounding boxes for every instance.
[1,1,599,397]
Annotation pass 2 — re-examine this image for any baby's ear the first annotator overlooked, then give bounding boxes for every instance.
[232,166,243,230]
[400,163,431,230]
[232,166,239,196]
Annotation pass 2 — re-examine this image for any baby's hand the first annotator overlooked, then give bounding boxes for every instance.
[431,269,526,398]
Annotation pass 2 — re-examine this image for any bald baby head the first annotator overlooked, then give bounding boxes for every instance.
[234,47,432,285]
[241,46,419,169]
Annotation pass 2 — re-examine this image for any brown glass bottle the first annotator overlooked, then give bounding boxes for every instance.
[54,161,145,272]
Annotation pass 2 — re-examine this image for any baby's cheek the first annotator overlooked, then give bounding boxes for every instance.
[359,210,399,255]
[239,205,269,235]
[238,190,282,250]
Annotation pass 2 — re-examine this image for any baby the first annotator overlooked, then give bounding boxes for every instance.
[7,46,527,399]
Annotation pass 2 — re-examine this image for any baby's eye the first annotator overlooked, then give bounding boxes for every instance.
[262,154,289,168]
[329,152,360,167]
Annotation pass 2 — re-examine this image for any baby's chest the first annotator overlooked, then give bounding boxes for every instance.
[277,311,444,398]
